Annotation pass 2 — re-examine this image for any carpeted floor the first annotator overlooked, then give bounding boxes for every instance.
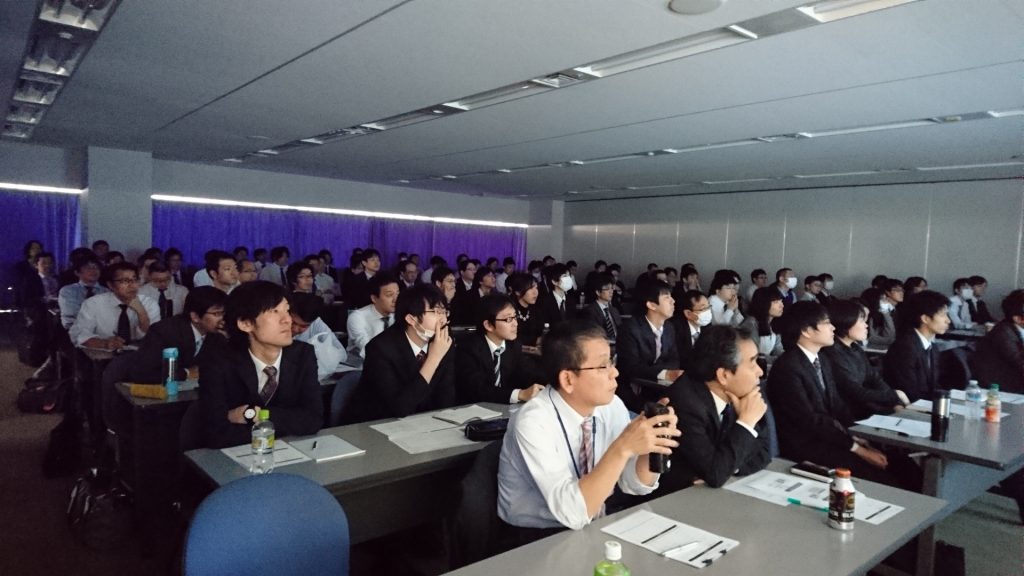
[0,313,1020,575]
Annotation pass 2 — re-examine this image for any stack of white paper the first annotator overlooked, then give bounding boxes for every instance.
[855,415,931,437]
[220,440,311,470]
[369,405,503,454]
[601,509,739,568]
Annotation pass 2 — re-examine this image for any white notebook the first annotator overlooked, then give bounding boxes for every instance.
[291,435,366,463]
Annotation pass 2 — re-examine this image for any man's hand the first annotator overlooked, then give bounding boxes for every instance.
[227,404,257,424]
[614,407,681,459]
[427,323,452,359]
[664,369,684,382]
[517,383,545,402]
[853,444,889,469]
[127,297,146,315]
[105,336,126,350]
[724,387,767,427]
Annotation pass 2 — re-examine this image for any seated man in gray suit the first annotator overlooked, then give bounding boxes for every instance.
[615,280,682,412]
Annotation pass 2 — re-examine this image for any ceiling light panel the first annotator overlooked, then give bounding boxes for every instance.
[38,0,121,32]
[2,123,35,140]
[6,103,47,125]
[797,0,921,23]
[12,74,63,106]
[22,25,87,77]
[573,28,751,78]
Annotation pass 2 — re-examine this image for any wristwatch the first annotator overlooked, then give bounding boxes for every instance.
[243,405,257,424]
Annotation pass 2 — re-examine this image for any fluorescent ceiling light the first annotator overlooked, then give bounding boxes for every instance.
[0,182,84,194]
[987,109,1024,118]
[676,140,760,152]
[573,28,749,78]
[793,170,908,178]
[916,162,1024,172]
[701,178,775,185]
[797,120,936,138]
[443,82,549,111]
[797,0,920,23]
[150,194,528,228]
[726,25,758,39]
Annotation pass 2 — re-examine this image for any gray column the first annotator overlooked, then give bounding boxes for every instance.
[83,147,153,258]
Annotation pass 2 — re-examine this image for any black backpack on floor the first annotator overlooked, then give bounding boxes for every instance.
[66,466,134,550]
[42,412,81,478]
[17,379,65,414]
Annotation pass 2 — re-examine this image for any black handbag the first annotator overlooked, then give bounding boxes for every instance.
[464,418,509,441]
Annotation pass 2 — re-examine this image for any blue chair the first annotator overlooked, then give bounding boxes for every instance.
[184,474,349,576]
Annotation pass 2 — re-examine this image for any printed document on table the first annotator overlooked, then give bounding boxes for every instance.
[726,470,903,524]
[221,440,310,470]
[431,405,503,425]
[601,509,739,568]
[389,427,476,454]
[950,389,1024,405]
[370,413,456,438]
[908,399,1008,420]
[855,415,931,437]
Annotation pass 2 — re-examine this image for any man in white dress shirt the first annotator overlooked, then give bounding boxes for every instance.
[346,272,399,359]
[70,262,161,350]
[257,246,290,286]
[139,262,189,319]
[498,320,679,536]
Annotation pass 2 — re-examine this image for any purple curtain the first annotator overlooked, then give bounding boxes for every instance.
[1,190,81,297]
[152,201,525,270]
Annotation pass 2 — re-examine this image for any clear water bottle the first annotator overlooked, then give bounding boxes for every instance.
[250,409,275,474]
[594,541,630,576]
[964,379,983,421]
[984,384,1002,424]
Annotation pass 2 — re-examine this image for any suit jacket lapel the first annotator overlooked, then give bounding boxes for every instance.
[799,354,828,408]
[696,384,721,440]
[235,347,260,400]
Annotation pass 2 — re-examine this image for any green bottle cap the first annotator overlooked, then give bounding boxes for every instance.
[259,409,270,420]
[991,383,1000,391]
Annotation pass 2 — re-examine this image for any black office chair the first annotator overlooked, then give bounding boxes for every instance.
[448,441,510,569]
[939,347,972,391]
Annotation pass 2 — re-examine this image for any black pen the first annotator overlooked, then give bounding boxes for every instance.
[689,540,723,562]
[641,524,677,544]
[312,440,318,451]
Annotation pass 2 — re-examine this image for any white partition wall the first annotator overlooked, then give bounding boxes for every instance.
[563,179,1024,307]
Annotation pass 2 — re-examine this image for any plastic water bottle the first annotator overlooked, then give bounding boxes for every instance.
[594,541,630,576]
[964,379,983,421]
[162,347,179,397]
[250,409,275,474]
[984,384,1002,424]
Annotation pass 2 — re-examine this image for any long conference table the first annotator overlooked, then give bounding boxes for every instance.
[446,459,946,576]
[185,403,510,545]
[850,395,1024,576]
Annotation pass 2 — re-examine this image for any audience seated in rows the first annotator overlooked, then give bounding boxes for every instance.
[667,288,709,373]
[346,273,399,360]
[882,290,950,402]
[70,262,160,350]
[615,281,681,412]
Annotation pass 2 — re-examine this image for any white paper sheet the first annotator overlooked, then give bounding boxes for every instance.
[431,405,503,425]
[370,413,456,438]
[601,509,739,568]
[855,415,932,437]
[220,439,311,470]
[389,427,477,454]
[950,389,1024,405]
[908,399,1008,420]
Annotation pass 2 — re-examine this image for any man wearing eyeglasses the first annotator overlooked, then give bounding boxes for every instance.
[498,320,680,536]
[342,283,457,423]
[456,294,545,405]
[70,262,161,350]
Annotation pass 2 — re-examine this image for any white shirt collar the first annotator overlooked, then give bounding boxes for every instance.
[645,316,664,335]
[796,343,818,364]
[709,388,729,418]
[553,290,565,306]
[690,321,701,338]
[405,332,429,357]
[485,334,505,355]
[915,329,933,350]
[462,279,473,290]
[248,348,282,377]
[190,323,203,347]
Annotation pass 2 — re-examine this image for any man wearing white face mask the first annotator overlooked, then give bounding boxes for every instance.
[341,284,457,424]
[539,262,579,328]
[775,268,798,308]
[947,277,976,330]
[669,288,713,373]
[816,273,836,306]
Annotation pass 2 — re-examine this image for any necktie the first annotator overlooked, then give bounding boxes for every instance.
[158,289,171,318]
[812,357,829,407]
[654,328,662,362]
[173,272,181,285]
[84,285,94,299]
[195,338,203,356]
[416,350,427,367]
[579,419,593,476]
[967,299,978,321]
[382,315,390,330]
[559,299,566,318]
[116,304,131,341]
[260,366,279,404]
[720,404,736,436]
[279,266,286,287]
[603,307,616,340]
[693,329,700,343]
[493,348,503,387]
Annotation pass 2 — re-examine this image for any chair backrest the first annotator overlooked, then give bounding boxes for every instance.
[939,347,972,391]
[184,473,349,576]
[449,440,504,569]
[328,370,362,427]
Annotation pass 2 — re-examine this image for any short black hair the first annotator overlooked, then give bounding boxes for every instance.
[35,251,54,262]
[588,272,616,297]
[370,271,399,297]
[349,253,362,268]
[458,258,476,272]
[185,286,227,318]
[818,273,834,281]
[105,251,124,263]
[456,253,469,263]
[803,275,821,288]
[680,264,698,278]
[253,248,267,258]
[881,278,904,294]
[566,260,578,269]
[545,263,569,288]
[871,274,889,289]
[593,260,607,270]
[646,262,658,271]
[396,283,445,324]
[225,281,288,346]
[104,262,138,287]
[775,268,792,282]
[287,291,324,324]
[233,246,249,257]
[91,240,109,250]
[318,249,332,260]
[749,287,783,337]
[641,280,672,307]
[478,293,515,330]
[285,261,313,289]
[828,299,865,340]
[472,265,495,289]
[431,266,455,286]
[164,247,183,261]
[672,288,706,313]
[147,261,169,275]
[750,268,767,281]
[1001,289,1024,320]
[430,255,445,267]
[776,301,829,350]
[608,263,621,273]
[486,257,499,267]
[360,248,381,263]
[904,276,927,292]
[688,325,753,383]
[270,246,290,261]
[968,275,987,286]
[205,250,235,275]
[502,257,515,266]
[399,260,417,274]
[507,272,537,298]
[527,260,543,273]
[708,269,741,293]
[542,320,607,389]
[952,277,971,291]
[73,254,102,273]
[901,290,950,332]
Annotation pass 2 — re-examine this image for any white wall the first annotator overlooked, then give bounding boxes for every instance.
[0,141,85,188]
[152,160,529,223]
[563,179,1024,308]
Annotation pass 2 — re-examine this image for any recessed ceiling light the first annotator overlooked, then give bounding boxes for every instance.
[797,120,936,138]
[726,24,758,39]
[916,161,1024,172]
[246,135,273,141]
[222,158,244,163]
[987,109,1024,118]
[797,0,920,23]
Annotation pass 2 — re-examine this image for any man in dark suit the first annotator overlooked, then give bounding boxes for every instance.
[454,258,478,299]
[657,325,770,494]
[615,280,682,412]
[343,248,382,309]
[973,289,1024,394]
[397,259,419,292]
[967,275,996,324]
[456,294,545,405]
[343,283,457,423]
[768,301,919,489]
[537,263,579,329]
[581,272,621,341]
[668,288,711,372]
[882,290,951,402]
[198,281,323,448]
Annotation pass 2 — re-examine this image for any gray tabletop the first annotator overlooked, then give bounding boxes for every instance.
[446,460,946,576]
[115,382,198,408]
[850,401,1024,471]
[185,402,511,495]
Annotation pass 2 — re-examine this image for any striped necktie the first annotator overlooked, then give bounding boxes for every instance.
[603,306,616,340]
[493,348,503,387]
[260,366,278,404]
[580,419,593,476]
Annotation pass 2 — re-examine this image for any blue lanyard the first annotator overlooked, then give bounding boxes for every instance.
[549,387,596,480]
